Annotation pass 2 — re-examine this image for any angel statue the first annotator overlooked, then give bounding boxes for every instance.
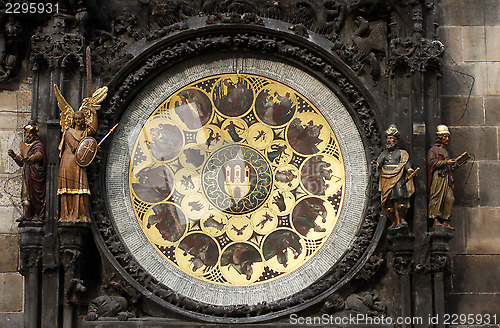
[54,84,108,223]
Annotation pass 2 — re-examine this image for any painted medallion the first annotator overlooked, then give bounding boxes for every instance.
[129,74,345,286]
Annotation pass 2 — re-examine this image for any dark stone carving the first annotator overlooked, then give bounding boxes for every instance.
[387,230,414,275]
[206,12,264,25]
[393,255,413,275]
[321,0,346,36]
[86,295,132,321]
[89,32,134,83]
[18,225,44,328]
[202,0,259,15]
[389,36,444,73]
[88,28,383,322]
[18,225,44,277]
[356,254,384,281]
[416,227,454,273]
[289,24,309,37]
[146,22,189,41]
[30,14,85,71]
[153,0,194,23]
[59,225,89,326]
[323,291,387,317]
[0,15,24,80]
[114,14,141,40]
[350,0,390,21]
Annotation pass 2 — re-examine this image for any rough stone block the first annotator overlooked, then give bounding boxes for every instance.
[0,130,24,173]
[463,27,486,62]
[0,234,19,272]
[486,62,500,96]
[0,112,30,130]
[472,62,489,97]
[0,313,23,327]
[0,206,20,234]
[485,27,500,61]
[447,206,468,254]
[451,255,500,293]
[0,92,19,111]
[439,27,463,65]
[453,161,479,207]
[439,0,485,27]
[485,96,500,125]
[0,174,22,207]
[448,127,498,161]
[485,0,500,26]
[465,207,500,254]
[479,162,500,206]
[0,272,23,312]
[447,294,500,317]
[441,96,484,126]
[441,63,478,96]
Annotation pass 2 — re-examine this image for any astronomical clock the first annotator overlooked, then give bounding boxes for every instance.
[100,49,377,321]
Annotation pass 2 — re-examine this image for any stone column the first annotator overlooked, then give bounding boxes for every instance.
[18,223,44,328]
[59,224,89,328]
[388,230,415,328]
[429,226,454,328]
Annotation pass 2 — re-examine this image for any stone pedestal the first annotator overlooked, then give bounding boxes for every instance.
[18,222,44,328]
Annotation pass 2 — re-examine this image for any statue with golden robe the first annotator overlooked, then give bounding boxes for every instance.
[54,84,108,223]
[427,125,468,229]
[374,125,416,229]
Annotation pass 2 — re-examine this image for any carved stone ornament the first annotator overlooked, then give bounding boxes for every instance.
[86,295,132,321]
[393,255,413,275]
[389,37,444,73]
[30,14,85,71]
[88,27,382,322]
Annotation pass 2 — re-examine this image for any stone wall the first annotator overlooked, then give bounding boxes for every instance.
[439,0,500,316]
[0,80,31,326]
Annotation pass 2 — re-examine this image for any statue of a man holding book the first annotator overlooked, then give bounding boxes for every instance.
[427,125,468,229]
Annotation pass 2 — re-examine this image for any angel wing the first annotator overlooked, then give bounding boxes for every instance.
[54,84,75,132]
[79,86,108,126]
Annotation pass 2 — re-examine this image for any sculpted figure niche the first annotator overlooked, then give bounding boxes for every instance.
[374,125,417,230]
[8,122,47,222]
[54,85,108,223]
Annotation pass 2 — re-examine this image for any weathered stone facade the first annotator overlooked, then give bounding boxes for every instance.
[0,0,498,326]
[439,0,500,316]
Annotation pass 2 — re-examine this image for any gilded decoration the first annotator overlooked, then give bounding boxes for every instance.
[128,73,346,286]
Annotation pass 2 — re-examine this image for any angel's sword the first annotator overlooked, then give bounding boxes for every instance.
[86,46,92,98]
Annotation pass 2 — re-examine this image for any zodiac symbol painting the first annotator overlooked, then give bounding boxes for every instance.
[129,73,345,286]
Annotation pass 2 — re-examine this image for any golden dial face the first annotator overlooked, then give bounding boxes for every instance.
[129,74,346,286]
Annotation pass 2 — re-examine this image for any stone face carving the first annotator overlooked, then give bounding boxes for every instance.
[8,122,47,222]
